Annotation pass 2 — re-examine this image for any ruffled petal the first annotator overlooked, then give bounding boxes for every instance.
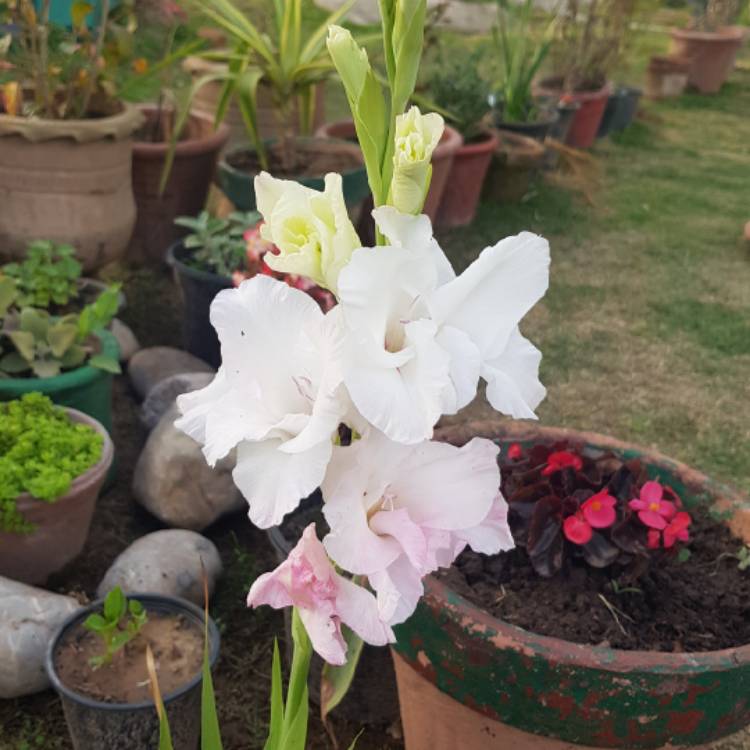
[435,325,481,414]
[368,555,425,626]
[298,604,347,666]
[334,573,395,647]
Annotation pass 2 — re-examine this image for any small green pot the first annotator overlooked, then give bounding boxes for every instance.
[0,329,119,434]
[217,137,370,211]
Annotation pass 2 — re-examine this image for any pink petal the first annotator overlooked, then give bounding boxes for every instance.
[647,530,661,549]
[334,573,395,647]
[638,510,667,530]
[298,604,347,666]
[369,508,428,572]
[246,568,294,610]
[582,503,616,529]
[629,498,647,511]
[563,515,592,545]
[640,481,663,505]
[659,500,676,519]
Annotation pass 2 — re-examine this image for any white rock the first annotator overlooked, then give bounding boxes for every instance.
[128,346,214,400]
[133,404,244,531]
[110,318,141,363]
[140,371,215,431]
[0,578,81,699]
[97,530,222,606]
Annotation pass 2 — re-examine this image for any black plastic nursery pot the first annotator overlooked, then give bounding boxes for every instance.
[46,593,220,750]
[492,107,559,143]
[167,240,235,369]
[597,86,643,138]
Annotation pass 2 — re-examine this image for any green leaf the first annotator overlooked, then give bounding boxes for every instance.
[19,308,49,339]
[200,604,222,749]
[104,586,126,623]
[83,613,108,632]
[70,1,94,28]
[30,359,60,379]
[60,345,86,370]
[89,354,121,374]
[279,684,308,750]
[48,322,78,358]
[346,729,364,750]
[677,548,692,563]
[0,275,17,316]
[235,68,267,169]
[7,330,36,362]
[320,627,364,722]
[0,352,29,374]
[263,640,284,750]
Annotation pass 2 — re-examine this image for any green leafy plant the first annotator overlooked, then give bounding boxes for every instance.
[175,211,258,278]
[2,241,82,308]
[0,285,121,378]
[170,0,355,175]
[0,0,141,119]
[0,392,103,533]
[492,0,554,124]
[689,0,744,30]
[83,586,148,669]
[427,49,491,140]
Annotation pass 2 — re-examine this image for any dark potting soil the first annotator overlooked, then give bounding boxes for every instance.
[54,613,204,704]
[227,139,363,180]
[440,504,750,653]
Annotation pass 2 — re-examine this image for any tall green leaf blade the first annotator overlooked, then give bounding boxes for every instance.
[200,612,222,749]
[263,640,285,750]
[320,628,364,722]
[146,646,175,750]
[279,684,309,750]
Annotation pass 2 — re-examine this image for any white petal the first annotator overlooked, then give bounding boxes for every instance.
[369,556,424,626]
[334,573,395,646]
[435,325,481,414]
[233,437,332,528]
[388,437,500,531]
[456,493,515,555]
[372,206,455,284]
[428,232,549,359]
[482,328,546,419]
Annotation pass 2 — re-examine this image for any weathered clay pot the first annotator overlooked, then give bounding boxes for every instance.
[0,408,114,585]
[0,105,142,272]
[314,118,463,224]
[129,106,230,266]
[393,419,750,750]
[670,26,746,94]
[535,77,611,149]
[646,55,691,99]
[182,56,326,152]
[484,129,545,204]
[436,129,499,228]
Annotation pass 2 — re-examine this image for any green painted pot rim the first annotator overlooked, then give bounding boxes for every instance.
[218,136,366,182]
[426,419,750,673]
[0,329,119,393]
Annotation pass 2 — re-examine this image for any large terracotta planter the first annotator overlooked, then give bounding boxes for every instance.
[670,27,746,94]
[314,119,463,224]
[393,419,750,750]
[183,56,326,152]
[129,106,230,266]
[436,129,498,229]
[0,105,142,272]
[0,408,114,585]
[535,78,611,149]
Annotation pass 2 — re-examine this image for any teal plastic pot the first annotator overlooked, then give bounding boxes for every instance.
[0,329,119,434]
[217,138,369,211]
[34,0,120,28]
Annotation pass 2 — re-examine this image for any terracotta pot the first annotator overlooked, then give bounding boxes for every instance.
[0,408,114,585]
[183,56,326,152]
[484,129,545,203]
[436,129,499,229]
[129,106,230,266]
[535,78,611,149]
[646,55,691,99]
[670,26,746,94]
[314,119,463,224]
[0,105,142,272]
[392,419,750,750]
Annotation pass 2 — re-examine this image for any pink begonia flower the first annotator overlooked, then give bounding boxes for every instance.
[542,450,583,476]
[563,512,593,545]
[247,524,394,665]
[648,511,692,549]
[629,481,676,530]
[581,490,617,529]
[321,431,513,626]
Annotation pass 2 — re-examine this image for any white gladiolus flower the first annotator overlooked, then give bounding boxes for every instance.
[336,206,550,444]
[175,275,347,529]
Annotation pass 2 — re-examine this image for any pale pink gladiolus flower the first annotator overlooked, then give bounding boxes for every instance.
[247,524,394,665]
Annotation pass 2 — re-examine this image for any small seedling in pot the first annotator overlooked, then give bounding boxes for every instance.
[83,587,148,669]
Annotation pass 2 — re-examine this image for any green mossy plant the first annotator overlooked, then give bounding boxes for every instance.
[0,393,103,534]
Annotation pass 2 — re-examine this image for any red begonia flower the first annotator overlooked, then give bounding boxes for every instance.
[629,480,676,530]
[508,443,523,460]
[581,490,617,529]
[647,529,661,549]
[563,512,593,545]
[663,511,691,548]
[542,450,583,476]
